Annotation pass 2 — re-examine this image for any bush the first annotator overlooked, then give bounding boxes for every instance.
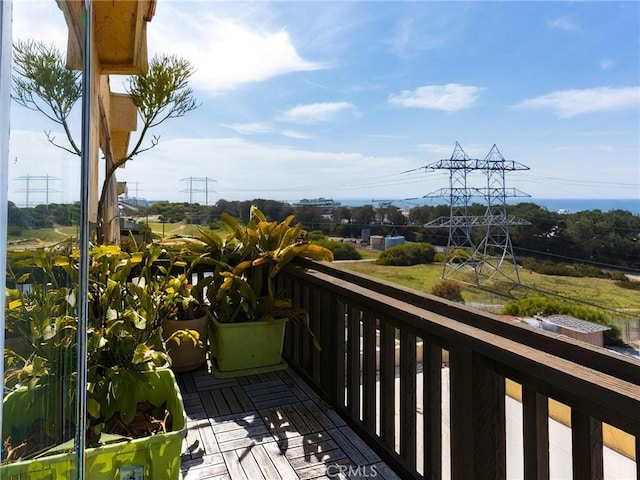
[433,252,446,263]
[376,243,435,266]
[447,248,470,263]
[615,279,640,291]
[312,238,362,260]
[519,257,629,280]
[501,296,624,346]
[431,279,464,302]
[307,230,325,241]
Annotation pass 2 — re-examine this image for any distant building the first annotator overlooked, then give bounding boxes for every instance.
[293,198,341,207]
[370,235,405,251]
[521,314,611,347]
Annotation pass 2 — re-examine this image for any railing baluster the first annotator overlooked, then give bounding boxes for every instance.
[450,349,506,480]
[362,311,377,432]
[334,299,346,408]
[400,330,417,469]
[571,410,603,480]
[346,305,361,419]
[450,348,474,480]
[297,282,308,372]
[522,386,549,480]
[379,321,396,450]
[424,342,442,480]
[290,277,301,366]
[308,283,320,383]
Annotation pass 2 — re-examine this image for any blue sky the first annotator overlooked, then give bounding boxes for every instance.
[8,1,640,206]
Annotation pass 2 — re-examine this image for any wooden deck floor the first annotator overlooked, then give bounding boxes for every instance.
[176,366,400,480]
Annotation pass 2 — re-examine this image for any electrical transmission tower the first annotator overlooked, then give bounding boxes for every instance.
[180,177,217,206]
[423,142,530,285]
[14,174,61,209]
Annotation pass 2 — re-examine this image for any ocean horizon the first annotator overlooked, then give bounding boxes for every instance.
[333,198,640,215]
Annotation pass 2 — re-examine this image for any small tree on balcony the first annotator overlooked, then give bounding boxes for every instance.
[12,40,199,243]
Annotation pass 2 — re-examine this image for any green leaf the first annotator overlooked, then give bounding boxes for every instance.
[87,397,101,419]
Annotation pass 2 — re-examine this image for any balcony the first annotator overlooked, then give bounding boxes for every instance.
[177,259,640,479]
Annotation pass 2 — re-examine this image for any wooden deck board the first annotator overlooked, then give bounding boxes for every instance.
[178,366,396,480]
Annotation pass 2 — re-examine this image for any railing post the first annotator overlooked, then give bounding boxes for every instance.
[522,387,549,480]
[450,349,506,480]
[571,410,603,480]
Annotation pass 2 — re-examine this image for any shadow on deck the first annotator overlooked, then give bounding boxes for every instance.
[177,365,399,480]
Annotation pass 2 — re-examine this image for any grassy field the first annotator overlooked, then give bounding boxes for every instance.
[336,254,640,315]
[8,226,77,249]
[146,222,228,238]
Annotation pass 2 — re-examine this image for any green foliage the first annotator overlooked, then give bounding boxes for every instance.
[447,248,470,263]
[12,40,82,154]
[12,40,199,243]
[520,257,630,279]
[127,54,198,133]
[431,279,464,302]
[376,242,435,266]
[4,243,178,450]
[7,225,23,236]
[307,230,325,241]
[433,252,446,263]
[615,279,640,291]
[197,206,333,326]
[312,238,362,260]
[501,296,624,346]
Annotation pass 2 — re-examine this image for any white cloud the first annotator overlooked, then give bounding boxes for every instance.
[222,123,273,135]
[115,137,420,202]
[516,86,640,118]
[388,84,483,112]
[281,130,313,139]
[149,7,326,93]
[280,102,357,123]
[13,1,68,48]
[547,16,580,32]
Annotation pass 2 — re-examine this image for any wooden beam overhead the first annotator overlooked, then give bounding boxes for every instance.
[58,0,156,74]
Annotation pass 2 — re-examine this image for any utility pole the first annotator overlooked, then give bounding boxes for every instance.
[180,176,217,206]
[422,142,530,285]
[14,174,61,209]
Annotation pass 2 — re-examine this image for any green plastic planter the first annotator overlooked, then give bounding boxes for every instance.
[1,369,186,479]
[209,316,288,377]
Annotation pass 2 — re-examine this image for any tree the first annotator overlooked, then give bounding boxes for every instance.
[12,40,199,243]
[352,205,375,225]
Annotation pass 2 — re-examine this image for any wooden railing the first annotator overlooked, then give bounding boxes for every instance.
[279,259,640,480]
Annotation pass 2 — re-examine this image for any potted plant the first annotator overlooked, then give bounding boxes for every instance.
[150,241,211,372]
[196,205,333,377]
[2,243,187,478]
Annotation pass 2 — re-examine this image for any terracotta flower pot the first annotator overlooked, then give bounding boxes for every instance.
[162,313,208,372]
